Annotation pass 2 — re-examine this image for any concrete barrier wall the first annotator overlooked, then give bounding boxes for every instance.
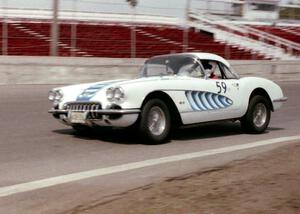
[231,60,300,82]
[0,56,299,85]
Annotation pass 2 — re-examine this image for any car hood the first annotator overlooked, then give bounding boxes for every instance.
[56,76,184,105]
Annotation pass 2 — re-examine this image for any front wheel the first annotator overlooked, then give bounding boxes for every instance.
[241,95,271,134]
[139,99,171,144]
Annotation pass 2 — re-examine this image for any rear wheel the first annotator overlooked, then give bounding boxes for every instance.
[139,99,171,144]
[241,95,271,134]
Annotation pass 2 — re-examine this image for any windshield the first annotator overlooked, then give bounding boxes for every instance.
[141,55,205,78]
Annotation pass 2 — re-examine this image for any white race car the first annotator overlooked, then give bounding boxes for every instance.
[48,53,287,143]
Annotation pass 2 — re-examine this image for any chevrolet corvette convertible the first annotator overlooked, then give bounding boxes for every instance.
[48,53,287,143]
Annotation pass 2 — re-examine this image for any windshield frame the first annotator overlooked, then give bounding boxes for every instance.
[140,54,205,78]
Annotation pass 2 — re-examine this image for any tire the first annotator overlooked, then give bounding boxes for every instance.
[241,95,271,134]
[138,99,171,144]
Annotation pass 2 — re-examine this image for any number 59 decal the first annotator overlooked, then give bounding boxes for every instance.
[216,81,227,94]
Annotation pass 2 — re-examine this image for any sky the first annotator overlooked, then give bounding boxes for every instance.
[0,0,297,19]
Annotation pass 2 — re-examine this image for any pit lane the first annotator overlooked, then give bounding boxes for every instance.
[0,82,299,213]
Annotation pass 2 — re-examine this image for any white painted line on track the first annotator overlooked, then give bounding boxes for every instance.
[1,135,300,198]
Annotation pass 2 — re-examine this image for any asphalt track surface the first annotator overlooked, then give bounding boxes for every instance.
[0,81,299,214]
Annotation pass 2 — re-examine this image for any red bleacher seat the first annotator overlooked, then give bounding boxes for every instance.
[0,21,269,59]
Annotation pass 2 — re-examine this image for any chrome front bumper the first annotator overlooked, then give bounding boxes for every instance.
[48,108,140,127]
[48,109,140,114]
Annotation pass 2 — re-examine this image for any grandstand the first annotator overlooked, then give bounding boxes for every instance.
[0,0,300,60]
[2,20,267,59]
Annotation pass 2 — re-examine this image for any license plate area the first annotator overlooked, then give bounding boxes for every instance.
[68,111,88,124]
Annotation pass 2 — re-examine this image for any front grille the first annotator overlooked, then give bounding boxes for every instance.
[65,102,102,111]
[65,102,102,119]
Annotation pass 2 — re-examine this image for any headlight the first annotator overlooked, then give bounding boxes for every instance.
[106,87,125,102]
[55,90,64,101]
[48,89,64,102]
[48,90,56,101]
[114,87,125,101]
[106,87,115,101]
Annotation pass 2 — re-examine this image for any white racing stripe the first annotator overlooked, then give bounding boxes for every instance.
[0,135,300,198]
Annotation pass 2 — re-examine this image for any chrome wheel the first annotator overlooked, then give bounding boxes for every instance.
[147,106,166,136]
[139,99,171,144]
[253,103,267,128]
[241,95,271,134]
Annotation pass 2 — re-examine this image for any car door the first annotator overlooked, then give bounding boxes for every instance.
[183,60,242,124]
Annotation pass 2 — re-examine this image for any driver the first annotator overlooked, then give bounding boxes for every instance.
[203,61,218,79]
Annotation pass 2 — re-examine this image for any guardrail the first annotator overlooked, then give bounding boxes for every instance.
[241,25,300,56]
[189,13,300,59]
